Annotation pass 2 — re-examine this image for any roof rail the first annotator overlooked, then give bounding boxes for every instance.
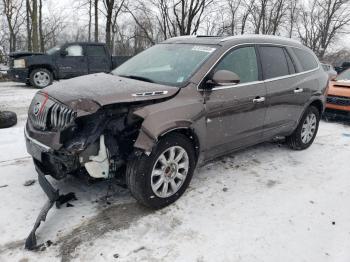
[220,34,302,44]
[195,35,223,38]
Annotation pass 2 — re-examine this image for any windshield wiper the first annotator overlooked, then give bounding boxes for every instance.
[119,74,154,83]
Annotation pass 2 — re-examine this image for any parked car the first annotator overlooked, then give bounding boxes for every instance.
[24,35,328,247]
[7,42,130,88]
[321,63,337,79]
[334,61,350,74]
[325,68,350,118]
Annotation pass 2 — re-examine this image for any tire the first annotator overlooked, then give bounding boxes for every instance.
[0,111,17,128]
[126,133,196,209]
[286,106,320,150]
[29,68,53,89]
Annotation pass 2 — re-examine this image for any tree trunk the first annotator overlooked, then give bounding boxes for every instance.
[94,0,99,42]
[32,0,39,52]
[105,0,114,49]
[26,0,32,51]
[39,0,44,52]
[88,0,92,42]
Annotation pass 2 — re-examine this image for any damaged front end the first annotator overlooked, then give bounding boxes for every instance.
[24,93,148,250]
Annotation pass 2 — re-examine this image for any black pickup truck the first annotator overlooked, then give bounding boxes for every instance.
[7,42,130,88]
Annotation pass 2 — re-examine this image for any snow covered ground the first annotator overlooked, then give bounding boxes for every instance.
[0,81,350,262]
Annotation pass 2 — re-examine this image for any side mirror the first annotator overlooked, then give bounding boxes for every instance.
[207,70,240,87]
[60,50,68,56]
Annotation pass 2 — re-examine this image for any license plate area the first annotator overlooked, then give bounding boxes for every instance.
[26,139,47,161]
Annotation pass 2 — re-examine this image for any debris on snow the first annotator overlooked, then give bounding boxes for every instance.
[23,179,36,186]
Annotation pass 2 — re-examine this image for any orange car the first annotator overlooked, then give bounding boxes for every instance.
[326,68,350,116]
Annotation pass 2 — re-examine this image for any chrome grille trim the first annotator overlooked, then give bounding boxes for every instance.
[29,96,76,130]
[49,102,75,129]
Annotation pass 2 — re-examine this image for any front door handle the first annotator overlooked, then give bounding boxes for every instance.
[253,96,265,103]
[294,88,304,93]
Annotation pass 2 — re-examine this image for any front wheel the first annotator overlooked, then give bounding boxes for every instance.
[286,106,320,150]
[126,133,196,209]
[29,68,53,89]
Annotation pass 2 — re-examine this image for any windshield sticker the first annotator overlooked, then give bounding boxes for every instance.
[177,76,184,82]
[192,46,216,53]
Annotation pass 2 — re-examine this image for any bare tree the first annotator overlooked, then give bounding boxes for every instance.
[245,0,288,35]
[2,0,25,52]
[298,0,350,59]
[103,0,125,49]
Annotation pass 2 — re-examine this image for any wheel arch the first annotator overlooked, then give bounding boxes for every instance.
[28,64,56,79]
[309,99,324,115]
[159,127,201,162]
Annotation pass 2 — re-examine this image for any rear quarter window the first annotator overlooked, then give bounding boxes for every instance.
[293,48,318,71]
[86,45,106,56]
[259,46,290,79]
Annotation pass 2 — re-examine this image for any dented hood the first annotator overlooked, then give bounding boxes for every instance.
[42,73,180,113]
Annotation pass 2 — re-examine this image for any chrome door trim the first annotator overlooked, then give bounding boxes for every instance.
[197,42,320,92]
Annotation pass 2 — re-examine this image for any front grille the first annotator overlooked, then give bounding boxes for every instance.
[49,103,76,129]
[29,93,76,130]
[327,95,350,106]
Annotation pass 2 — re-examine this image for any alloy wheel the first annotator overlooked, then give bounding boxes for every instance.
[33,71,50,88]
[301,112,317,144]
[151,146,189,198]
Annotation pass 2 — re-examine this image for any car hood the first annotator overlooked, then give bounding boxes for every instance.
[328,80,350,97]
[9,51,44,59]
[42,73,180,114]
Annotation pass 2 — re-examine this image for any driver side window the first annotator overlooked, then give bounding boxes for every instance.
[65,45,83,56]
[215,46,258,84]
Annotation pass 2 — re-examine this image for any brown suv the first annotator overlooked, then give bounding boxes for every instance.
[25,35,328,209]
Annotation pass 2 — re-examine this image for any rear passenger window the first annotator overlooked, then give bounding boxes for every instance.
[293,48,318,71]
[215,46,258,84]
[86,46,106,56]
[259,46,289,79]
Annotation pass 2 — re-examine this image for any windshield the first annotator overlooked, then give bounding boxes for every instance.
[112,44,217,86]
[46,45,61,55]
[336,69,350,81]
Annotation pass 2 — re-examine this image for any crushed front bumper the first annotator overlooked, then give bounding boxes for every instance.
[25,164,76,250]
[25,124,79,179]
[24,127,77,250]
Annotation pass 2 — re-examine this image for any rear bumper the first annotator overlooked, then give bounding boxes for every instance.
[7,68,29,83]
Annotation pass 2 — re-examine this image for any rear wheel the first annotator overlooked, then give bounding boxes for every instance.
[126,133,196,209]
[29,68,53,89]
[286,106,320,150]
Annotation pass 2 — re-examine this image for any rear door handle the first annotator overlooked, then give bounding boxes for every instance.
[294,88,304,93]
[252,96,265,103]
